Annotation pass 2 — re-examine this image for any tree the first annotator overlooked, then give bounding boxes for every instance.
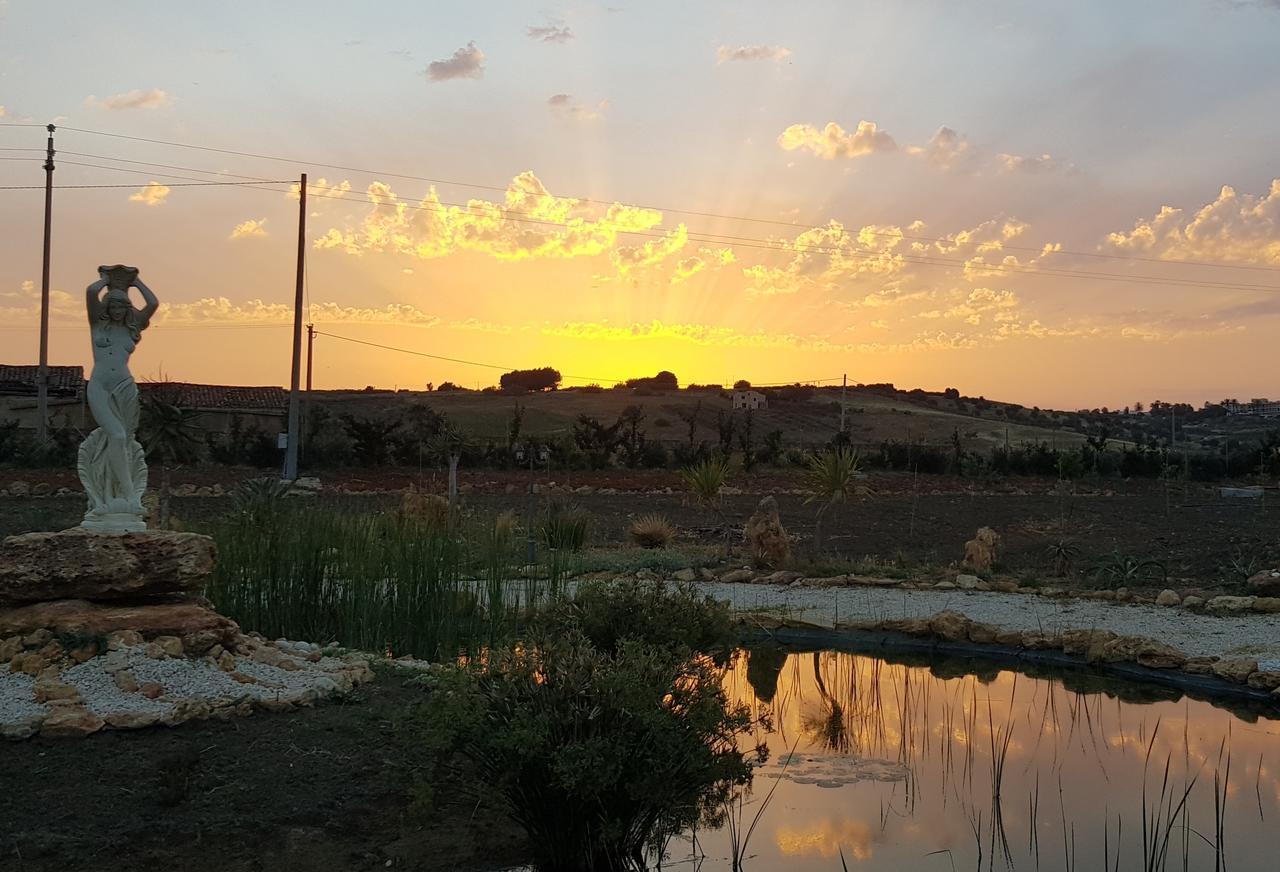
[804,448,864,552]
[625,370,678,391]
[715,410,737,460]
[499,366,561,393]
[618,404,647,467]
[427,418,472,508]
[733,379,751,391]
[572,414,622,467]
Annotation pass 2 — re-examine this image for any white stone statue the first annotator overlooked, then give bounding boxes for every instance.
[78,265,159,532]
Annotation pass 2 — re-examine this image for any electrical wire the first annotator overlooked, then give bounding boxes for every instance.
[54,125,1280,274]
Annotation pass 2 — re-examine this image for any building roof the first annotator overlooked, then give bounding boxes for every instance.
[0,364,85,396]
[139,381,289,411]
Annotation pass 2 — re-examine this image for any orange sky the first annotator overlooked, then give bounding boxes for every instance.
[3,1,1279,409]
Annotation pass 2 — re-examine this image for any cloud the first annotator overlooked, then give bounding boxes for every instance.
[744,220,910,296]
[287,177,352,202]
[670,248,736,285]
[541,319,853,351]
[314,171,666,262]
[1103,179,1280,264]
[911,217,1060,280]
[426,42,485,81]
[229,218,268,240]
[155,297,439,327]
[997,152,1068,174]
[716,44,791,63]
[0,105,5,118]
[611,226,689,278]
[83,89,172,111]
[907,126,972,168]
[777,121,897,160]
[916,288,1021,325]
[547,93,607,120]
[527,23,573,43]
[128,181,170,207]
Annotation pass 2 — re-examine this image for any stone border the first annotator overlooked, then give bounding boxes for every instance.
[732,610,1280,710]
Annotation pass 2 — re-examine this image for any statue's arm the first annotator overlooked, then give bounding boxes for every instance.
[85,277,108,324]
[134,277,160,326]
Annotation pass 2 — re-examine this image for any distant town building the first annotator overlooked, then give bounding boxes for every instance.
[732,389,767,411]
[1225,399,1280,417]
[0,364,87,429]
[138,382,289,433]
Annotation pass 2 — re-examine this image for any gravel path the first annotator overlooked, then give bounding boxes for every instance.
[703,582,1280,666]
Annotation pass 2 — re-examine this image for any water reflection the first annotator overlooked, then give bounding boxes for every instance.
[684,645,1280,871]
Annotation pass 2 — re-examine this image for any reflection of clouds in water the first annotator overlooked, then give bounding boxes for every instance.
[775,816,874,859]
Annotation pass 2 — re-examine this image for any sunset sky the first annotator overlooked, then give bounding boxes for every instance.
[2,0,1279,409]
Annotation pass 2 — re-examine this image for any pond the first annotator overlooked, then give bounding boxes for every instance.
[677,645,1279,871]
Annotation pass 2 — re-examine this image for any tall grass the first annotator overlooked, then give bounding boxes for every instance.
[206,500,549,659]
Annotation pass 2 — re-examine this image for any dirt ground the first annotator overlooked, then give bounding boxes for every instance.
[2,468,1276,585]
[0,668,527,872]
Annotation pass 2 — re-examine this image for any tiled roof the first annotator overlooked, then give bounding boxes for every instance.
[0,364,85,395]
[139,381,289,411]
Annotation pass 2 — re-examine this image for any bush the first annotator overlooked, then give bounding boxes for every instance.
[540,501,591,552]
[629,513,675,549]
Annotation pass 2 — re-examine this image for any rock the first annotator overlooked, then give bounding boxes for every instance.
[23,628,53,648]
[967,622,998,644]
[1246,671,1280,691]
[67,643,99,663]
[1252,597,1280,614]
[1183,656,1219,675]
[743,496,790,569]
[139,682,165,699]
[31,483,51,497]
[1211,657,1258,684]
[39,703,104,738]
[962,527,1002,572]
[1181,595,1205,610]
[994,629,1025,646]
[0,635,21,661]
[1062,628,1114,657]
[671,568,697,582]
[0,529,216,604]
[1207,595,1256,615]
[33,678,81,703]
[1246,569,1280,597]
[7,481,29,498]
[154,635,184,657]
[933,581,956,590]
[927,611,970,642]
[988,580,1019,593]
[1155,589,1182,607]
[955,574,981,590]
[106,629,145,649]
[217,651,237,672]
[9,652,47,675]
[0,599,239,646]
[760,570,804,585]
[103,710,164,730]
[113,669,140,693]
[719,568,755,584]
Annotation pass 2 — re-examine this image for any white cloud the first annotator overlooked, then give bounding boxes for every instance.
[547,93,606,120]
[997,152,1069,174]
[527,23,573,43]
[286,177,352,203]
[128,181,170,207]
[156,297,439,327]
[1103,179,1280,264]
[716,44,791,63]
[229,218,268,240]
[744,221,910,296]
[907,126,972,168]
[314,171,666,262]
[83,89,172,110]
[426,42,485,81]
[777,121,897,160]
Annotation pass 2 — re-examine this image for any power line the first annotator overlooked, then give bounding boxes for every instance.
[314,329,628,385]
[55,124,1280,275]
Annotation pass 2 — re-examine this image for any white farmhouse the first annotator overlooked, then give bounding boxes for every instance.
[732,390,767,411]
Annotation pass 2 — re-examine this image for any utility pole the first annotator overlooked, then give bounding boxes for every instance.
[283,173,306,481]
[839,372,847,433]
[36,124,55,442]
[305,323,315,392]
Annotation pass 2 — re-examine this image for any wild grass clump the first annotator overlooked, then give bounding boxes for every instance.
[207,499,534,660]
[417,582,760,872]
[540,500,591,552]
[629,513,675,549]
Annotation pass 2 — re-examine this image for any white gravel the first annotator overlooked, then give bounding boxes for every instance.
[705,582,1280,664]
[0,673,47,737]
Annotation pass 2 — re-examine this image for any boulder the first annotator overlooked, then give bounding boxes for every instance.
[1155,589,1181,607]
[39,703,105,738]
[1211,657,1258,684]
[1252,597,1280,614]
[927,611,970,642]
[962,527,1002,572]
[671,568,697,582]
[743,496,790,569]
[1247,569,1280,597]
[955,574,981,590]
[1207,595,1256,615]
[719,568,755,584]
[0,598,239,646]
[1181,595,1206,610]
[0,529,216,604]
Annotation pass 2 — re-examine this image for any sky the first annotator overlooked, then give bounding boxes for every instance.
[2,0,1279,409]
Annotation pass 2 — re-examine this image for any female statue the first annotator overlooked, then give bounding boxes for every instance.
[78,264,159,531]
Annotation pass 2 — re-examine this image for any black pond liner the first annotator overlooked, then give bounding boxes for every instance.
[741,625,1280,721]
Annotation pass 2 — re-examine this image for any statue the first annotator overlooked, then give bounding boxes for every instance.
[78,265,159,533]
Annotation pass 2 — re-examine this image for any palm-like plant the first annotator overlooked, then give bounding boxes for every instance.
[680,457,732,552]
[140,396,205,529]
[803,447,863,553]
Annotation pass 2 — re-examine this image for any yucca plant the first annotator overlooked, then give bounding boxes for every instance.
[680,457,732,552]
[803,448,864,553]
[630,513,676,549]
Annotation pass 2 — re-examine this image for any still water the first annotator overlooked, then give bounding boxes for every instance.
[680,646,1280,871]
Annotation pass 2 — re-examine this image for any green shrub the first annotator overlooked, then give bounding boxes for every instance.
[540,501,591,552]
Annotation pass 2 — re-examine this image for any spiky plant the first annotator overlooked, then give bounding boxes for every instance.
[680,457,732,549]
[630,513,676,549]
[803,447,864,553]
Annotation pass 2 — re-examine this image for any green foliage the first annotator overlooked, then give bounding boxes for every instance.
[140,396,206,465]
[680,457,730,509]
[540,500,591,552]
[419,582,756,871]
[1084,549,1168,588]
[499,366,562,393]
[804,448,864,552]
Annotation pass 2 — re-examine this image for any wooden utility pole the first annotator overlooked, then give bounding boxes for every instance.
[839,373,847,433]
[36,124,55,442]
[283,173,307,481]
[305,323,315,392]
